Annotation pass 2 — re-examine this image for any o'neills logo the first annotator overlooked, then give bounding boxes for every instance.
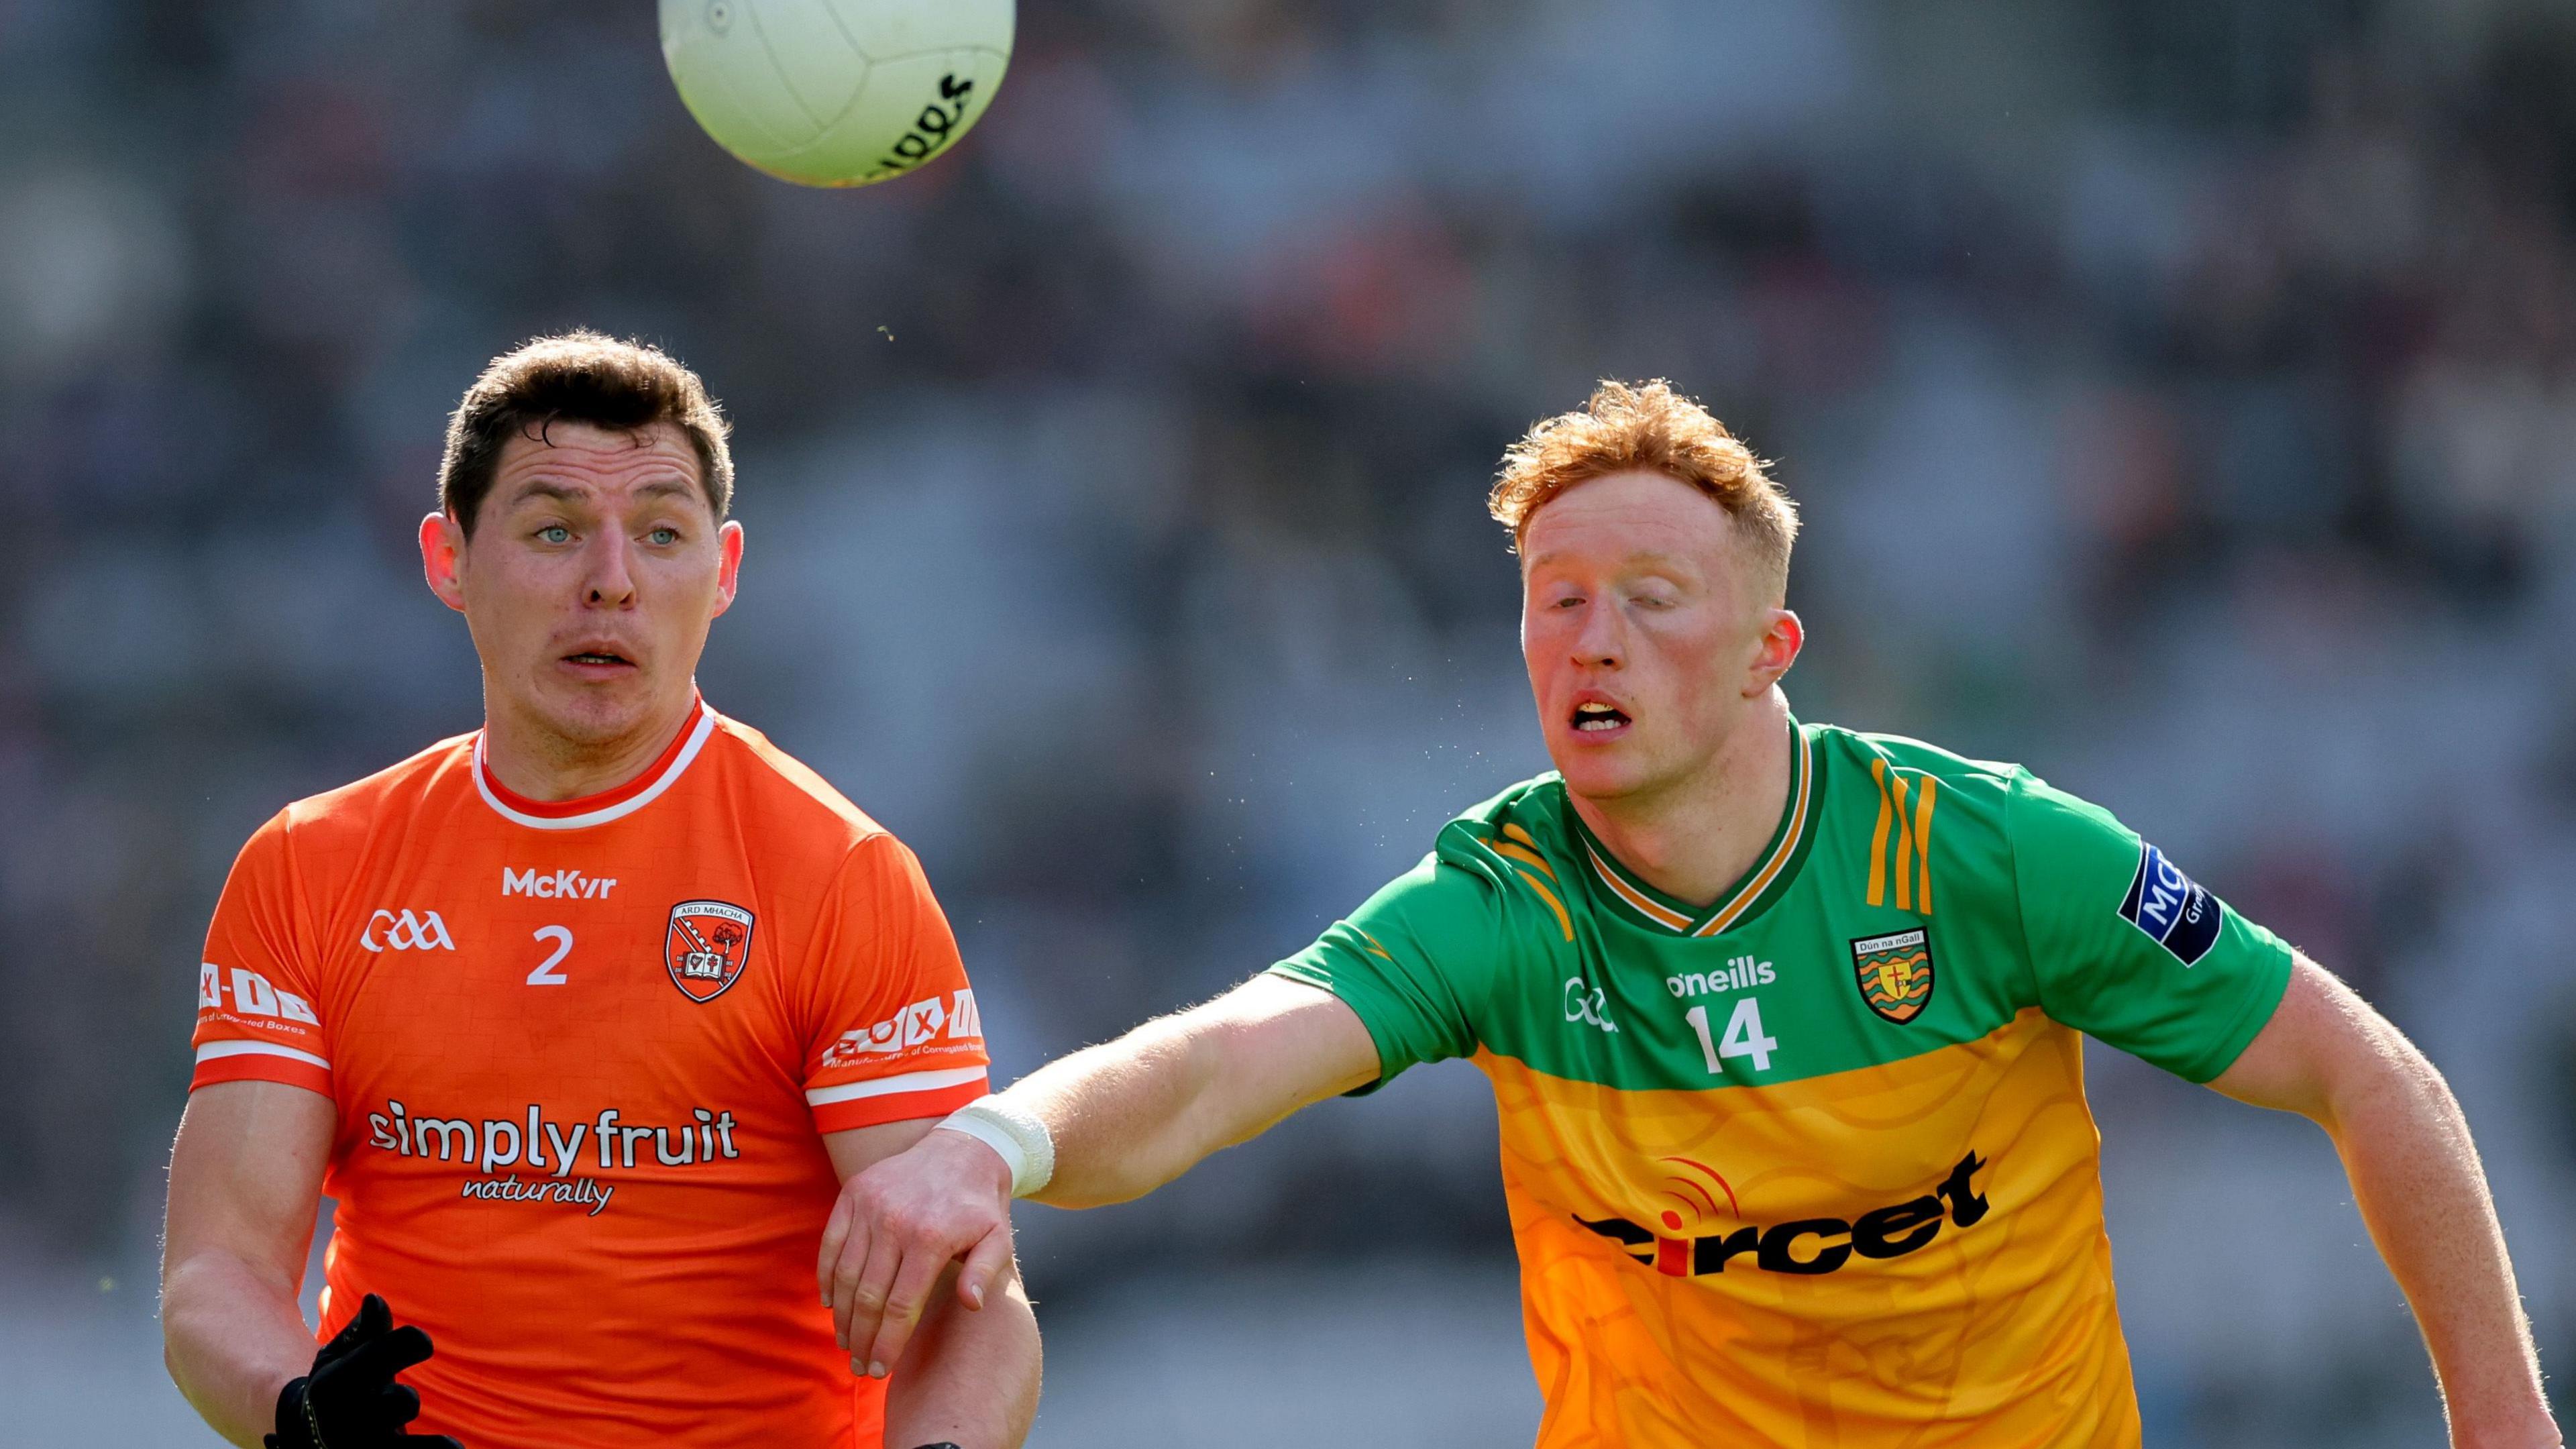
[1577,1150,1990,1277]
[366,1100,744,1217]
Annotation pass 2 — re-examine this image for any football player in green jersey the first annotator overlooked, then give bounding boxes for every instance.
[825,381,2559,1447]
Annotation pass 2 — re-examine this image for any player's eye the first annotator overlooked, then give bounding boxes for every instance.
[536,525,572,545]
[645,527,681,545]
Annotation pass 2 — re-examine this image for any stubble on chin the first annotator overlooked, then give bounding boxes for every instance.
[521,676,657,749]
[1556,750,1654,806]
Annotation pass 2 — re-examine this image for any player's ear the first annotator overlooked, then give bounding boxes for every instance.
[420,511,469,613]
[1746,608,1802,695]
[710,519,745,619]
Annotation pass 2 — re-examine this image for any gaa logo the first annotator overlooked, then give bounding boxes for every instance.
[665,899,754,1003]
[362,910,455,953]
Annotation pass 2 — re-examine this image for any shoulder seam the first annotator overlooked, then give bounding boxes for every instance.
[714,718,881,835]
[2002,771,2043,1013]
[274,808,320,993]
[1832,727,2021,786]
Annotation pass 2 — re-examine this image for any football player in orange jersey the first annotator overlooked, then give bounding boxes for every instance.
[161,332,1039,1449]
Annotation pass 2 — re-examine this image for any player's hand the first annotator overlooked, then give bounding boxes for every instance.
[264,1293,462,1449]
[818,1126,1016,1380]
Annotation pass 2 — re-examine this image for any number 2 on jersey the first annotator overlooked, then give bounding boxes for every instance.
[1686,998,1776,1073]
[528,925,573,985]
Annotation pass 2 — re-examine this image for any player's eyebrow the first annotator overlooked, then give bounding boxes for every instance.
[505,477,698,507]
[506,480,590,506]
[1525,549,1699,574]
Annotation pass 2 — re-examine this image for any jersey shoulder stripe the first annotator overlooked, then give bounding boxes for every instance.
[1821,727,2024,924]
[1433,775,1590,948]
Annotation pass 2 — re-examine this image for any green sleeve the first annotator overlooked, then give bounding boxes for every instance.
[2008,773,2294,1082]
[1268,850,1515,1089]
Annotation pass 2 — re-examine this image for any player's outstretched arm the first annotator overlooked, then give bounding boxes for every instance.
[1010,973,1382,1210]
[162,1080,334,1447]
[824,1120,1041,1448]
[820,975,1379,1380]
[2210,955,2563,1449]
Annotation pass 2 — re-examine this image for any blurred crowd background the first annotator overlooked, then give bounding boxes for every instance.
[4,0,2574,1443]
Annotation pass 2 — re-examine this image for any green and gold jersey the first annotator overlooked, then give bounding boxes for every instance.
[1271,720,2294,1449]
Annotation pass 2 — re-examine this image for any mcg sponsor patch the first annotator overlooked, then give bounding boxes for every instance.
[2118,843,2222,966]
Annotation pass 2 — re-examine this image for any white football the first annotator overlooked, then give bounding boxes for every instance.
[659,0,1013,188]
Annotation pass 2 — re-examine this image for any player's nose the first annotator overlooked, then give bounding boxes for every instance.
[1570,600,1625,667]
[582,533,639,606]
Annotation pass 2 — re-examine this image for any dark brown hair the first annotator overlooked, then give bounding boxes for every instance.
[438,331,734,535]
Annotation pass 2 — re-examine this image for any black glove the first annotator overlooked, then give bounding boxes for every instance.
[264,1293,462,1449]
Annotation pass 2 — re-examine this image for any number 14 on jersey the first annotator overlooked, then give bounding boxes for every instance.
[1686,999,1777,1074]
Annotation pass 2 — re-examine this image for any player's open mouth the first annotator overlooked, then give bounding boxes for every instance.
[562,650,635,670]
[1572,702,1630,733]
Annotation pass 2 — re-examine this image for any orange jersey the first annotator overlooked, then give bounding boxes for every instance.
[189,697,991,1448]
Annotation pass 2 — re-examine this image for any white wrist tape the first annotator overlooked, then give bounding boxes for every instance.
[938,1097,1055,1199]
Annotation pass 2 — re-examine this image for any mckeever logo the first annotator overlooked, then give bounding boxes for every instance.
[503,867,619,900]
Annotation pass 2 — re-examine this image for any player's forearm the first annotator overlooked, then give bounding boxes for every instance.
[162,1249,312,1448]
[881,1265,1040,1449]
[1010,1011,1275,1209]
[2321,1039,2558,1446]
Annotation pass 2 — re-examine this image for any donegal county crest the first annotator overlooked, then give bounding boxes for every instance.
[1851,928,1934,1024]
[666,900,755,1003]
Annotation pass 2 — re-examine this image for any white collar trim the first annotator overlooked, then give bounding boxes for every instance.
[472,704,718,831]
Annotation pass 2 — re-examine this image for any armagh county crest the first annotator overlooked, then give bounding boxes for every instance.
[1851,928,1934,1024]
[666,900,755,1003]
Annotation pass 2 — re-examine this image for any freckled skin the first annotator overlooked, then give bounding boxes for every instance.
[418,421,745,800]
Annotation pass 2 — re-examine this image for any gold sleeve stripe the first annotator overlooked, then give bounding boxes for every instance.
[1866,758,1894,908]
[1892,773,1918,912]
[1516,869,1575,941]
[1354,928,1394,961]
[1502,822,1542,849]
[1493,841,1556,879]
[1913,773,1938,915]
